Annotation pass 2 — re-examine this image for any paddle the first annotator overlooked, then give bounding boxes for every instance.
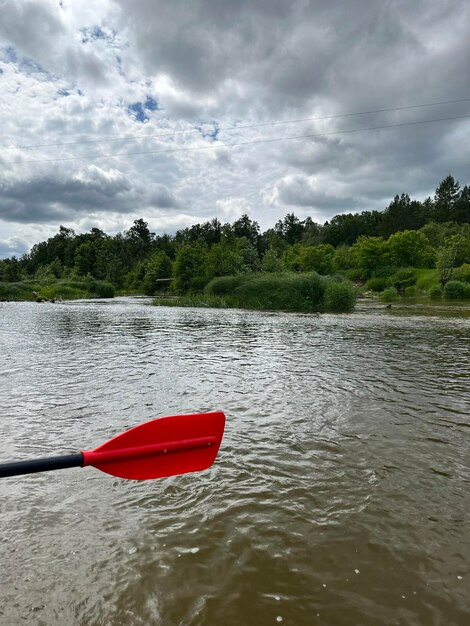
[0,411,225,480]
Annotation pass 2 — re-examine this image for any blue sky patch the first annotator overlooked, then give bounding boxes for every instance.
[80,26,108,44]
[128,102,148,123]
[197,122,219,142]
[128,96,160,122]
[2,45,50,79]
[145,96,159,111]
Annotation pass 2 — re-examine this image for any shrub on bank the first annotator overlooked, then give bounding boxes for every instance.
[62,279,115,298]
[0,282,39,301]
[380,287,400,303]
[229,272,325,311]
[429,285,443,299]
[443,280,470,299]
[40,284,88,300]
[364,277,387,292]
[452,264,470,284]
[205,274,255,296]
[323,281,356,312]
[40,280,115,300]
[415,269,439,291]
[339,268,365,282]
[403,286,416,297]
[296,272,328,307]
[87,280,115,298]
[389,268,417,291]
[204,271,357,312]
[0,279,115,301]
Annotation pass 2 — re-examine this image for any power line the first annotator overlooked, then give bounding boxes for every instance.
[4,113,470,166]
[1,97,470,152]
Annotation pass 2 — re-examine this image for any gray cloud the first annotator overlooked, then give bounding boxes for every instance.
[148,184,180,209]
[0,166,178,223]
[0,0,65,60]
[0,235,30,258]
[268,174,361,211]
[0,0,469,256]
[115,0,470,115]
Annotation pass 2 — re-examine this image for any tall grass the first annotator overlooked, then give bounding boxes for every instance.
[323,281,357,312]
[205,274,256,296]
[198,271,356,312]
[380,287,400,302]
[0,279,115,301]
[0,282,39,301]
[414,269,439,291]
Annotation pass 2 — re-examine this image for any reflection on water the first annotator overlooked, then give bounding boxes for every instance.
[0,298,469,625]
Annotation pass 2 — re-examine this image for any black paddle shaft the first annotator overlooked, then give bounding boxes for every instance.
[0,453,84,478]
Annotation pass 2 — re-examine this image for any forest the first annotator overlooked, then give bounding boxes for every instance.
[1,174,469,309]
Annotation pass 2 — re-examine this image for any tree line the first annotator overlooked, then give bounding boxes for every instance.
[1,174,469,294]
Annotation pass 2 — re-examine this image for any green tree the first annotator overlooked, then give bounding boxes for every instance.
[231,215,261,249]
[26,225,77,273]
[261,248,282,272]
[350,236,388,276]
[74,242,96,276]
[175,219,223,247]
[381,194,427,238]
[275,213,305,245]
[386,230,434,268]
[323,211,382,246]
[0,257,22,282]
[259,228,288,257]
[332,245,352,271]
[172,243,209,294]
[434,175,461,222]
[233,237,260,272]
[281,244,303,271]
[125,219,154,260]
[451,185,470,223]
[437,233,470,285]
[105,256,126,287]
[142,251,173,294]
[419,221,456,248]
[302,217,323,246]
[51,226,77,267]
[154,233,177,259]
[205,241,244,279]
[48,258,63,278]
[299,244,335,274]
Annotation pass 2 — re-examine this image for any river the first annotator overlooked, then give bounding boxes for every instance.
[0,298,469,625]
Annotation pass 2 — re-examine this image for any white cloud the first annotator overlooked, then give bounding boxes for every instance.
[216,196,252,221]
[0,0,469,258]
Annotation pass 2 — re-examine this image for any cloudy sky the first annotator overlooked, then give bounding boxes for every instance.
[1,0,470,258]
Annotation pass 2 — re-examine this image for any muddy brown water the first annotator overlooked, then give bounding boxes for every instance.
[0,298,469,625]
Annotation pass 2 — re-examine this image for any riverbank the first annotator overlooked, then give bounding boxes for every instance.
[3,269,469,315]
[153,272,357,313]
[0,279,115,302]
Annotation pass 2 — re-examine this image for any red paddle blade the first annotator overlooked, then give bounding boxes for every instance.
[81,412,225,480]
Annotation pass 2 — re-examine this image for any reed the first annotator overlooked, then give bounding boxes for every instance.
[0,279,115,301]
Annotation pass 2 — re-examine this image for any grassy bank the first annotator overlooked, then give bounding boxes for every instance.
[361,265,470,302]
[154,272,357,313]
[0,279,115,302]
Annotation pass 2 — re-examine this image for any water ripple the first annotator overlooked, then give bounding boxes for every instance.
[0,299,469,625]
